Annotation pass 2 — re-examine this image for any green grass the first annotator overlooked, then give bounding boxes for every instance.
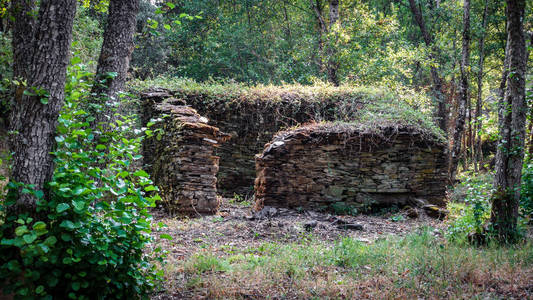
[164,227,533,299]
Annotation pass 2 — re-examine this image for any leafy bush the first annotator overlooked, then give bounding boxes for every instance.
[0,59,164,298]
[520,161,533,219]
[446,172,493,241]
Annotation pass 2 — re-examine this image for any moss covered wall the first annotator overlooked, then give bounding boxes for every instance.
[255,123,448,211]
[140,85,444,198]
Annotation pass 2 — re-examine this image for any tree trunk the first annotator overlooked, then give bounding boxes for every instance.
[9,0,77,212]
[407,0,447,133]
[310,0,326,73]
[449,0,471,182]
[92,0,139,127]
[474,0,489,172]
[10,0,37,81]
[326,0,340,86]
[490,0,527,243]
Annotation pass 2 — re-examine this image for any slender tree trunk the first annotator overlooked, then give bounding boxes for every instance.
[468,99,473,168]
[475,0,489,172]
[9,0,77,212]
[528,115,533,158]
[92,0,139,127]
[407,0,447,132]
[490,0,527,243]
[449,0,471,182]
[310,0,326,73]
[326,0,340,86]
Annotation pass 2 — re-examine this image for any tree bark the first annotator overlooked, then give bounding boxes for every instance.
[10,0,37,81]
[92,0,139,127]
[326,0,340,86]
[490,0,527,243]
[407,0,447,133]
[9,0,77,212]
[474,0,489,172]
[310,0,326,73]
[9,0,37,130]
[449,0,471,182]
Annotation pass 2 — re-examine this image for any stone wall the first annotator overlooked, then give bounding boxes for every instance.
[140,88,364,196]
[147,99,229,215]
[255,123,448,212]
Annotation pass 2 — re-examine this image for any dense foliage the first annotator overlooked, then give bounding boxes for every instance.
[0,60,164,299]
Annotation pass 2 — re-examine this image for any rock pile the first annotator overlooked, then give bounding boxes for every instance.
[255,123,448,212]
[148,100,230,215]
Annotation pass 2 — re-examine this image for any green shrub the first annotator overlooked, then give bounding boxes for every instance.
[0,59,164,299]
[446,172,493,241]
[520,161,533,219]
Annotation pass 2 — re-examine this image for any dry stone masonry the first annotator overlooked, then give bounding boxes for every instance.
[145,98,229,215]
[141,87,365,196]
[140,86,449,216]
[255,123,448,212]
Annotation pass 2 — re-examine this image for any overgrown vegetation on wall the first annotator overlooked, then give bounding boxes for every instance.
[138,78,444,196]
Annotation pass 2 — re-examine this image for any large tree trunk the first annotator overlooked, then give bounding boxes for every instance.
[490,0,527,243]
[11,0,37,81]
[407,0,447,133]
[92,0,139,127]
[449,0,471,182]
[326,0,340,86]
[474,0,489,172]
[8,0,77,212]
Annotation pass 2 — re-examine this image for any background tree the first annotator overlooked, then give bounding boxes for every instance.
[8,0,77,212]
[92,0,139,126]
[449,0,471,181]
[407,0,448,132]
[490,0,528,242]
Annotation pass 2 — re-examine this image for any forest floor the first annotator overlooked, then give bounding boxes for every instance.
[150,199,533,299]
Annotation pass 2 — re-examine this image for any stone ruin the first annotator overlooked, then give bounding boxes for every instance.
[140,87,448,215]
[145,98,229,215]
[255,123,448,213]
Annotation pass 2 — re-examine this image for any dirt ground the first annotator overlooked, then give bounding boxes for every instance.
[151,198,446,264]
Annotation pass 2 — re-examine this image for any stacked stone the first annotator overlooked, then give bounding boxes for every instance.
[255,123,448,212]
[141,89,364,196]
[149,101,230,215]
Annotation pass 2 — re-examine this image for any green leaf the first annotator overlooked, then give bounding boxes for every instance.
[160,234,173,240]
[40,97,49,104]
[15,225,29,236]
[47,276,59,287]
[61,233,72,242]
[72,282,80,291]
[145,185,158,192]
[133,170,149,177]
[33,221,47,231]
[163,24,171,30]
[56,203,70,213]
[73,186,85,195]
[60,220,76,230]
[43,236,57,246]
[23,233,37,244]
[35,285,45,294]
[72,200,85,211]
